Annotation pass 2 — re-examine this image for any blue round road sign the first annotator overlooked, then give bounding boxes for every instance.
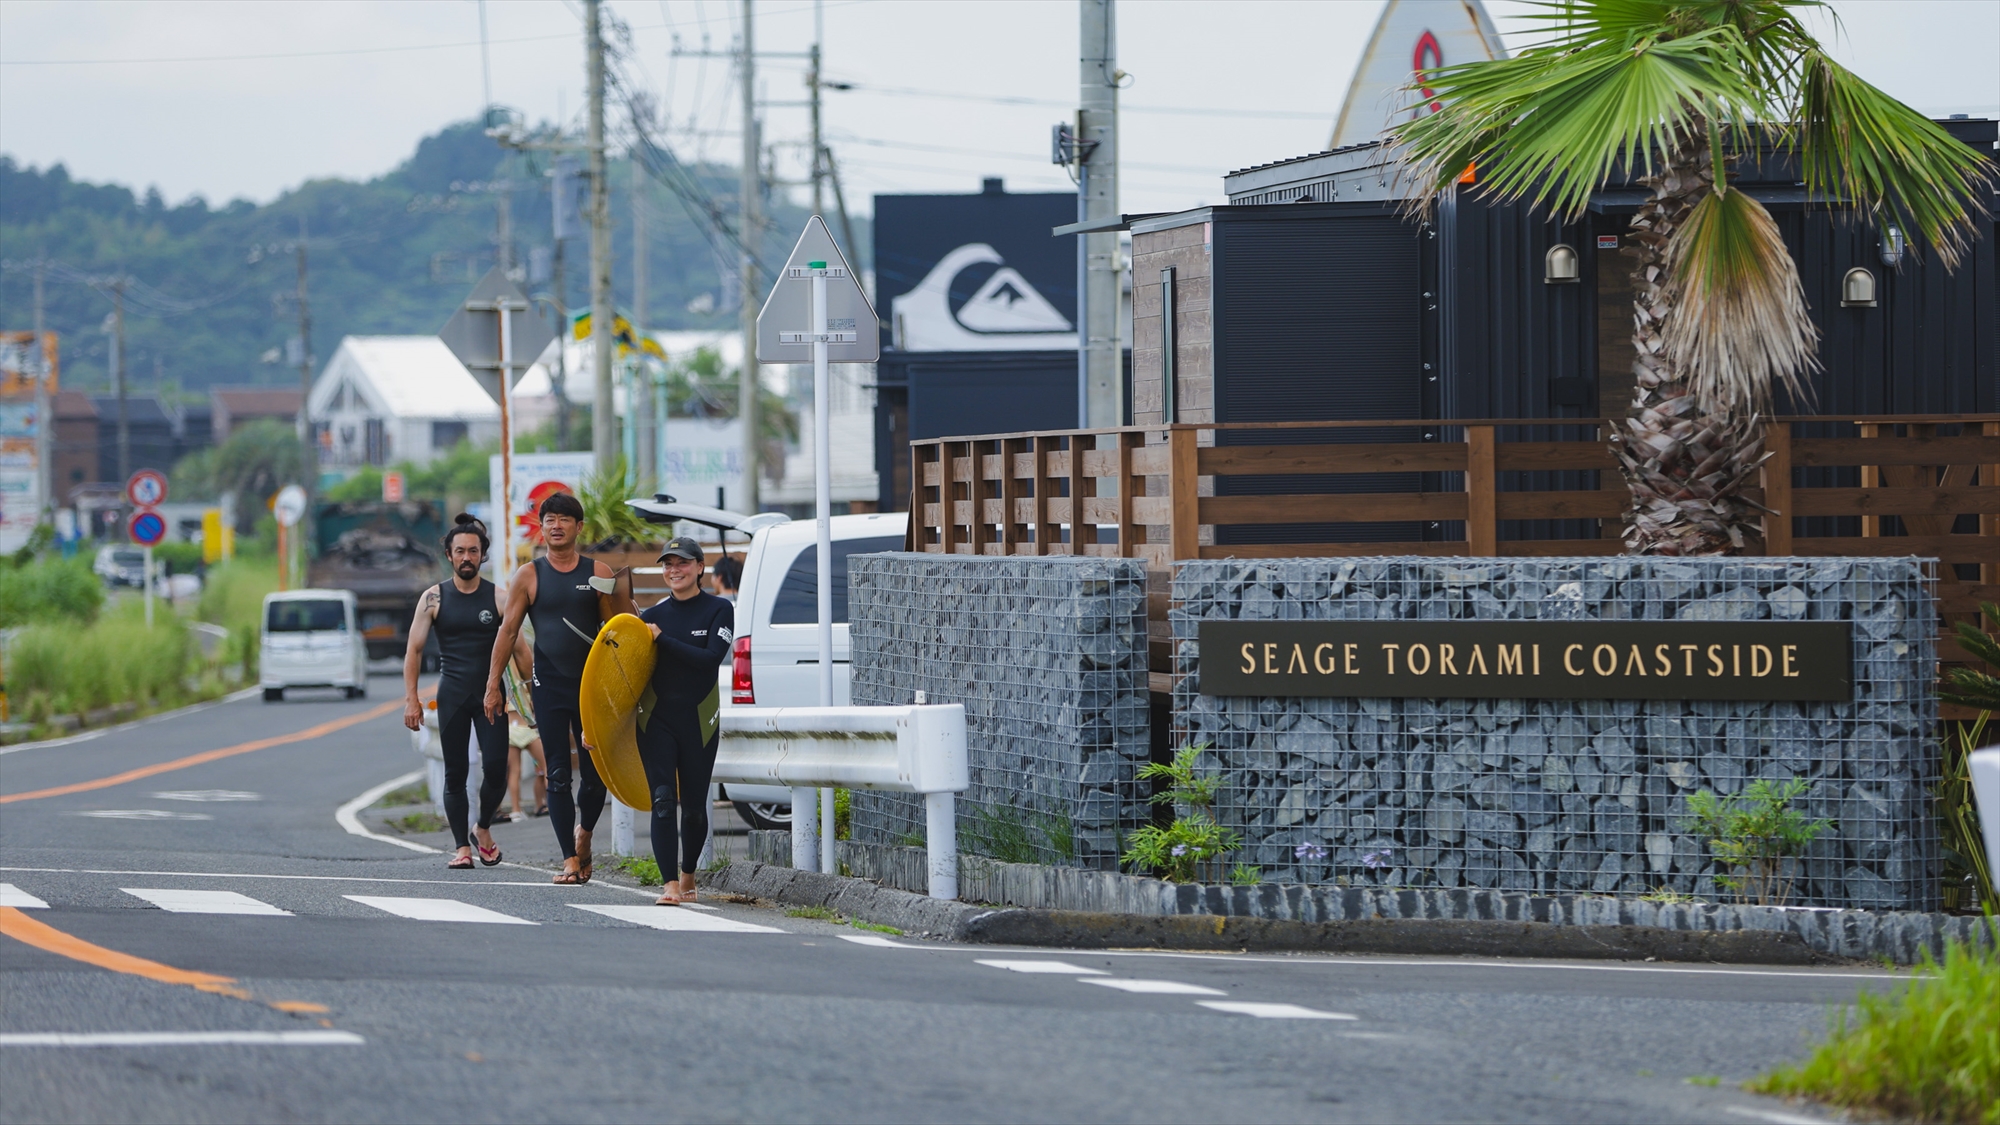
[128,508,167,547]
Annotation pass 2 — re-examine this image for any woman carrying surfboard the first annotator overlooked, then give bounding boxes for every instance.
[403,515,524,870]
[637,536,734,906]
[484,492,632,885]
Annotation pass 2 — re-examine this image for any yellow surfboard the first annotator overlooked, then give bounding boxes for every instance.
[579,613,656,811]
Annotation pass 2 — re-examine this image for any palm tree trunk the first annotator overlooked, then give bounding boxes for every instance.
[1612,144,1771,555]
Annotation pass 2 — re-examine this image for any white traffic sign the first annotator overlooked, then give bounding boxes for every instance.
[125,469,168,509]
[755,215,879,363]
[272,484,308,528]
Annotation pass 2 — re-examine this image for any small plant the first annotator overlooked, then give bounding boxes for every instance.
[1683,1076,1721,1088]
[1362,848,1395,872]
[1227,864,1263,887]
[785,904,837,921]
[1938,714,1995,913]
[610,855,664,885]
[1138,743,1222,809]
[1123,816,1242,884]
[390,812,448,834]
[702,853,732,873]
[1939,600,2000,712]
[1683,777,1833,906]
[1295,842,1328,863]
[848,920,902,935]
[1754,918,1998,1123]
[378,783,429,808]
[833,788,851,841]
[895,829,926,849]
[1639,886,1702,905]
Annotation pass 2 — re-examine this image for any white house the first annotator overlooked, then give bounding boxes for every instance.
[308,336,499,470]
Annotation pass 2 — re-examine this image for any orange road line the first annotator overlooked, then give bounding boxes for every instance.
[0,905,252,999]
[0,698,405,804]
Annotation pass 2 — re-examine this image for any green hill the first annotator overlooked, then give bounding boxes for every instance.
[0,121,857,396]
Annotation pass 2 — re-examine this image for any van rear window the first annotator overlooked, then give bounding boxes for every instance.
[769,536,904,625]
[267,600,347,633]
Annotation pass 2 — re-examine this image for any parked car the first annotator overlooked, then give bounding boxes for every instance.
[628,496,908,830]
[92,545,148,588]
[260,589,369,702]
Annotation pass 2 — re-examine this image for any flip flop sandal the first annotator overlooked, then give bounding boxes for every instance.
[476,839,502,866]
[654,889,683,906]
[552,867,583,885]
[447,854,475,870]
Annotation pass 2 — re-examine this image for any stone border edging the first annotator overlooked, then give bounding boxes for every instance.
[695,861,1000,939]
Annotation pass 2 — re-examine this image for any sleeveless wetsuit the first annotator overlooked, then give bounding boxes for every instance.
[636,591,734,876]
[528,553,604,857]
[433,579,507,849]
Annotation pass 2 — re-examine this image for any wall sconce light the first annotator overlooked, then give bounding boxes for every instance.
[1841,266,1877,307]
[1544,243,1580,284]
[1879,225,1905,267]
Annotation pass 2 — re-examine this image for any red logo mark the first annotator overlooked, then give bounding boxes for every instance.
[1414,30,1444,114]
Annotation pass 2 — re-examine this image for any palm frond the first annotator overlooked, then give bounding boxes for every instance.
[1394,23,1771,218]
[1795,51,1997,269]
[1664,186,1817,413]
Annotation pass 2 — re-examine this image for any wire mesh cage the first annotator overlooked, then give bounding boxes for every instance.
[1173,557,1940,911]
[849,554,1151,870]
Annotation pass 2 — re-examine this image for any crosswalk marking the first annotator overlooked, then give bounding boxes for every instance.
[344,896,536,925]
[122,889,292,916]
[569,904,784,933]
[0,883,48,909]
[977,959,1106,975]
[1082,978,1226,996]
[0,1031,363,1048]
[1197,1001,1357,1020]
[838,934,915,948]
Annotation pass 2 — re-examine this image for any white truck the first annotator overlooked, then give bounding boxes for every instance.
[628,497,907,830]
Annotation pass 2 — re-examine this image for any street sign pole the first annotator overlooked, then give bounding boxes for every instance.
[812,264,837,874]
[498,298,516,587]
[144,545,154,627]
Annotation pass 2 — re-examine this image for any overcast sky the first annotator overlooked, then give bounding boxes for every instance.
[2,0,1995,216]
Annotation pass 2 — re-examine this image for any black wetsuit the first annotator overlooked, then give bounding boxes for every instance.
[528,553,604,859]
[636,591,733,876]
[433,579,508,850]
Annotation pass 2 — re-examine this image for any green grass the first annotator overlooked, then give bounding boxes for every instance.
[195,558,278,678]
[1753,920,1999,1123]
[0,556,102,627]
[606,856,665,886]
[390,812,449,834]
[378,783,429,808]
[1684,1076,1721,1087]
[9,601,212,717]
[848,920,902,936]
[785,904,838,921]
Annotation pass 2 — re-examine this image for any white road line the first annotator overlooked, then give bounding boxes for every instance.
[0,883,49,909]
[334,771,435,854]
[1031,948,1910,981]
[0,1030,363,1048]
[838,934,916,948]
[73,810,213,821]
[569,904,784,933]
[0,688,262,755]
[1197,1001,1357,1020]
[121,888,292,916]
[344,896,535,924]
[0,865,640,892]
[977,959,1107,975]
[1723,1105,1831,1125]
[1082,978,1227,996]
[151,790,261,802]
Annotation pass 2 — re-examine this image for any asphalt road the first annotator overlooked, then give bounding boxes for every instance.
[0,675,1890,1124]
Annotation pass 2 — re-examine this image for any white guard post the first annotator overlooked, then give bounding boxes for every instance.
[1971,747,2000,885]
[715,704,968,899]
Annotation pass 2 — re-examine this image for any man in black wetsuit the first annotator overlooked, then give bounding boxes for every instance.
[484,492,629,885]
[403,515,524,869]
[638,537,733,905]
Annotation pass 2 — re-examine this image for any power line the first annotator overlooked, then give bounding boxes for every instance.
[831,80,1334,121]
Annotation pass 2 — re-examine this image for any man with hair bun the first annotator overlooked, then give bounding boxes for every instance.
[404,514,522,869]
[485,491,630,884]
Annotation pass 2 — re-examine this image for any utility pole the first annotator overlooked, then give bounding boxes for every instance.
[295,217,316,495]
[1078,0,1122,427]
[110,277,128,484]
[632,155,653,482]
[32,257,51,521]
[739,0,762,512]
[808,39,824,216]
[586,0,615,472]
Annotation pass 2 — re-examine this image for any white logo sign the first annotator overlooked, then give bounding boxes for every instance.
[890,244,1075,352]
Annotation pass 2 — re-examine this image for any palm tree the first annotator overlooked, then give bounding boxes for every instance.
[1394,0,1993,555]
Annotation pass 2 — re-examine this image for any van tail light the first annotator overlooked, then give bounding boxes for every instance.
[731,635,755,705]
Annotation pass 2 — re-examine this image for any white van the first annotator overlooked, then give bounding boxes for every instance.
[260,589,369,702]
[628,498,908,829]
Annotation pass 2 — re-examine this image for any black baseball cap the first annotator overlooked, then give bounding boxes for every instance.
[658,536,704,564]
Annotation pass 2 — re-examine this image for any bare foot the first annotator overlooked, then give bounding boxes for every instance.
[678,874,697,904]
[574,829,593,883]
[552,858,583,885]
[448,848,475,870]
[654,885,683,906]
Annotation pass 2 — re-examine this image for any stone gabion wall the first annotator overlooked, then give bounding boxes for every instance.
[848,554,1151,870]
[1174,558,1939,911]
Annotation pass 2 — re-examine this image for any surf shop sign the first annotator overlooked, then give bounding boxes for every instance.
[1198,621,1851,701]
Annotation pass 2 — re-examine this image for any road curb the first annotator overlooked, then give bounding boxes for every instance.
[699,862,1824,962]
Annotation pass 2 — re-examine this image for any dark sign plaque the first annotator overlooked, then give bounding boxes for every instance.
[1198,621,1852,701]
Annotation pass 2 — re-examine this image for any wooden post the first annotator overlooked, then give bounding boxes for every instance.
[944,440,966,555]
[1761,419,1793,556]
[1859,422,1880,538]
[1465,424,1497,557]
[906,441,925,551]
[1068,433,1094,554]
[1168,425,1199,562]
[1985,421,1998,588]
[1000,437,1024,554]
[1032,435,1056,555]
[969,440,993,556]
[1116,431,1136,558]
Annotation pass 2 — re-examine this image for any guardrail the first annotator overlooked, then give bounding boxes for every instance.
[716,704,969,899]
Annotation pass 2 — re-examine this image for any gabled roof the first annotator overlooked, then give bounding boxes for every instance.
[211,386,302,415]
[308,336,497,422]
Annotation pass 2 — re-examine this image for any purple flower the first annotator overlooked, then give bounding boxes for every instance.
[1170,844,1188,857]
[1294,842,1328,862]
[1362,849,1394,870]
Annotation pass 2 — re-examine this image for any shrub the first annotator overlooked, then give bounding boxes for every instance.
[9,607,196,714]
[1684,777,1832,906]
[0,556,103,627]
[1754,919,1999,1123]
